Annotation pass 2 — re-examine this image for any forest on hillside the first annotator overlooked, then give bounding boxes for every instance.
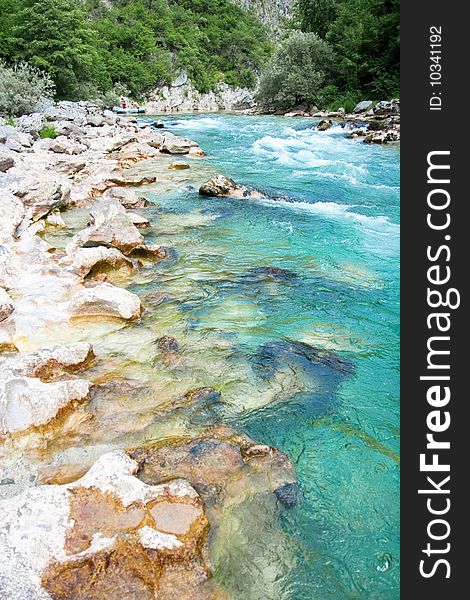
[0,0,399,113]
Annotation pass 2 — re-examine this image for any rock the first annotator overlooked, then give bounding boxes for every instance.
[129,426,297,511]
[127,213,150,228]
[103,187,148,209]
[367,120,387,131]
[337,107,346,114]
[69,282,142,320]
[353,100,374,113]
[53,121,86,139]
[161,132,199,154]
[128,244,173,261]
[363,129,400,144]
[0,288,14,322]
[45,210,66,228]
[15,179,70,221]
[155,335,179,353]
[0,367,90,434]
[42,136,86,155]
[17,113,46,137]
[154,120,165,128]
[0,154,14,172]
[0,246,19,288]
[199,175,238,197]
[0,451,213,600]
[143,78,255,113]
[316,119,332,131]
[168,162,190,170]
[68,199,144,255]
[274,482,299,509]
[107,135,139,153]
[0,125,33,148]
[86,114,106,127]
[53,158,86,176]
[245,266,298,282]
[59,246,135,278]
[6,342,95,380]
[374,99,400,115]
[0,193,25,243]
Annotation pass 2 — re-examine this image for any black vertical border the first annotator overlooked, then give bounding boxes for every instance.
[401,1,467,597]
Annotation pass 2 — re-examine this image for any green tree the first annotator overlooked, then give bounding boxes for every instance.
[11,0,103,99]
[256,31,335,110]
[326,0,399,98]
[295,0,338,38]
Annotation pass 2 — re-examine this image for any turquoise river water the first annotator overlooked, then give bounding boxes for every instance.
[134,114,400,599]
[40,113,399,599]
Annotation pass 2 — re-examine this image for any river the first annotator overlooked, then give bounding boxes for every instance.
[43,113,400,599]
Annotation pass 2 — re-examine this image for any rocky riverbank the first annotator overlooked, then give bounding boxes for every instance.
[0,102,298,598]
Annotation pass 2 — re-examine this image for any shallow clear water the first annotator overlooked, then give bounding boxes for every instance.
[35,113,399,598]
[135,114,400,599]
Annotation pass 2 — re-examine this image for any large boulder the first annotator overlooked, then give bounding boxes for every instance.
[353,100,374,113]
[41,136,87,155]
[6,342,95,380]
[14,179,70,221]
[0,451,216,600]
[0,125,33,148]
[59,246,135,278]
[16,113,46,137]
[160,132,199,154]
[0,367,90,434]
[199,175,238,197]
[69,282,142,320]
[67,199,144,255]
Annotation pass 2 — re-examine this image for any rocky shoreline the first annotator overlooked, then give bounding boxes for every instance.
[0,101,299,598]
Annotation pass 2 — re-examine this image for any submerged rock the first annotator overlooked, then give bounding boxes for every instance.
[168,161,190,170]
[155,335,179,353]
[130,425,297,510]
[255,339,355,379]
[245,266,298,282]
[69,282,142,321]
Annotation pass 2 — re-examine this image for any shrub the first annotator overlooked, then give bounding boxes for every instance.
[0,60,55,116]
[39,125,58,139]
[255,32,335,111]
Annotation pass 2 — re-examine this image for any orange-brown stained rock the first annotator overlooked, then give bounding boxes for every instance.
[38,463,90,485]
[43,538,159,600]
[65,487,146,554]
[150,501,202,536]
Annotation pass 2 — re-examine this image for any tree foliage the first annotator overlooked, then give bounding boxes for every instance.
[0,60,55,115]
[0,0,272,100]
[294,0,399,100]
[256,31,335,110]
